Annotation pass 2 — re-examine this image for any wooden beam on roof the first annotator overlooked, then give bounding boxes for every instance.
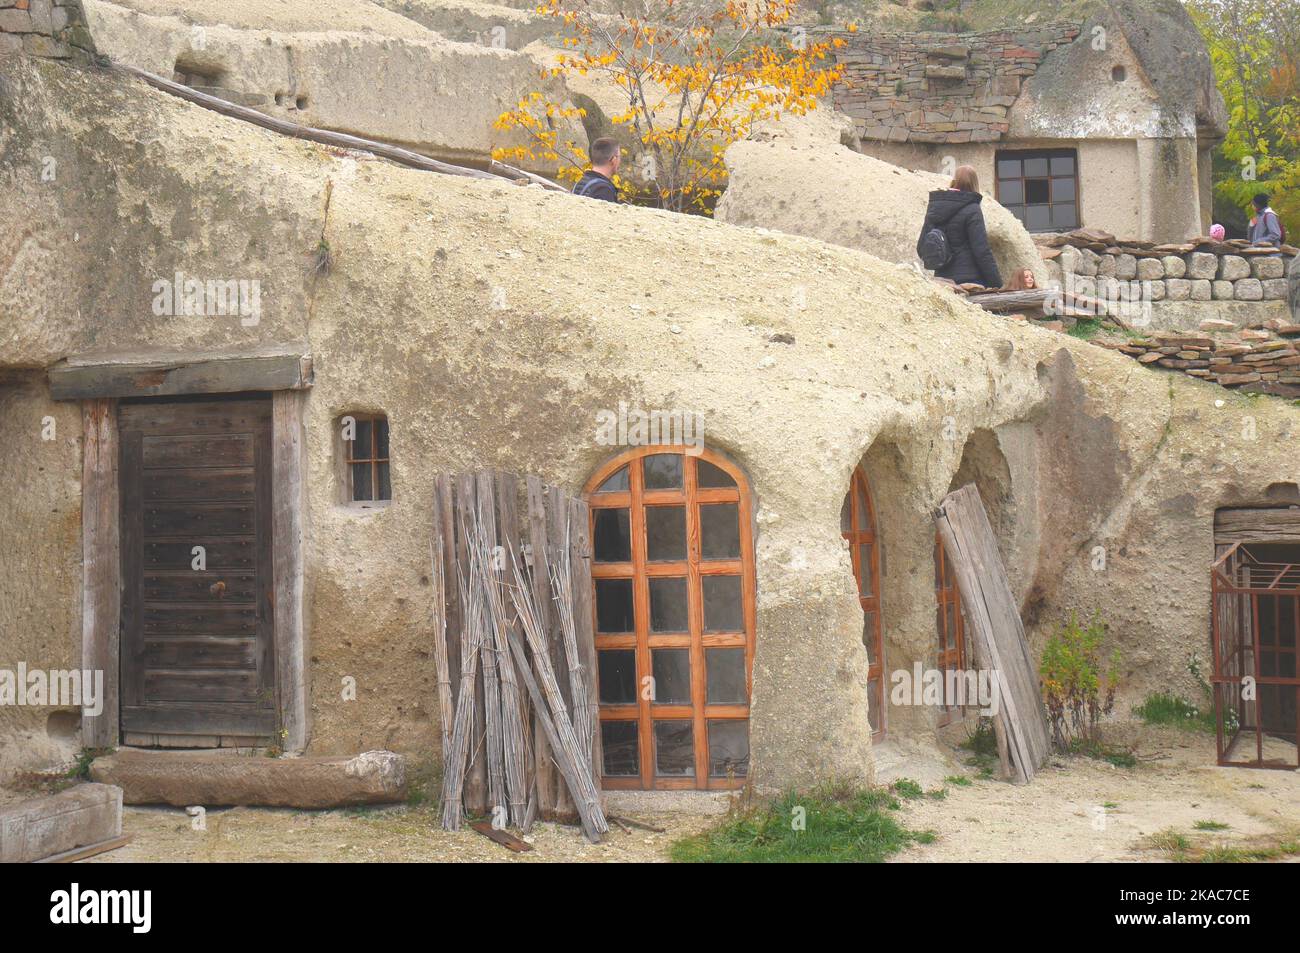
[49,349,312,400]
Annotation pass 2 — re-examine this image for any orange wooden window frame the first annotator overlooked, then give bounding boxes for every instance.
[586,446,756,791]
[934,532,968,724]
[843,467,885,741]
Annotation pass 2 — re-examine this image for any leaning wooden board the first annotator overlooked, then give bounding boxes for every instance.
[935,484,1051,783]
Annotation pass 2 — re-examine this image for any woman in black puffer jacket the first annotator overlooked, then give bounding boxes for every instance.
[916,165,1003,288]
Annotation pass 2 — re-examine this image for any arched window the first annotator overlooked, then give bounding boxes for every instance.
[934,533,968,724]
[586,447,755,790]
[842,467,885,740]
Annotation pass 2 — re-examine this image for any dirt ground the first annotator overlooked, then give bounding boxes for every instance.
[4,724,1292,863]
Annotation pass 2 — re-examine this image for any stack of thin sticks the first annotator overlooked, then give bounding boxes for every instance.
[431,471,607,842]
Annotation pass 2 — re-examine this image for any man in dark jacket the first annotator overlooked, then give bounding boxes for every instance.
[572,137,621,203]
[916,166,1003,288]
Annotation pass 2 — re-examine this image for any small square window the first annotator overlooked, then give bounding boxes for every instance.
[340,413,391,504]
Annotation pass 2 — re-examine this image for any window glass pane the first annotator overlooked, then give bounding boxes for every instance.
[651,648,691,704]
[601,721,639,776]
[996,156,1021,177]
[998,179,1023,205]
[706,648,747,704]
[351,461,372,501]
[703,575,743,632]
[862,611,880,659]
[596,466,628,493]
[653,720,695,776]
[378,461,391,501]
[598,649,637,705]
[593,508,631,562]
[1025,205,1051,231]
[1025,179,1050,204]
[1051,177,1076,202]
[1023,157,1049,177]
[708,721,749,777]
[1050,154,1075,176]
[856,487,873,531]
[642,453,682,490]
[596,578,635,633]
[649,577,688,632]
[376,418,389,458]
[700,503,740,559]
[1051,203,1078,229]
[696,459,736,488]
[857,543,874,597]
[352,418,372,461]
[645,505,686,561]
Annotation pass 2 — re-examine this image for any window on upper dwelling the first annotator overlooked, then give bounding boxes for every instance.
[995,148,1080,233]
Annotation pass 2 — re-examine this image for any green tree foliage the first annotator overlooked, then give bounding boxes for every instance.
[1188,0,1300,238]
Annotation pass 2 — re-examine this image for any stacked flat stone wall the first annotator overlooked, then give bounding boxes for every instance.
[0,0,94,61]
[827,24,1081,145]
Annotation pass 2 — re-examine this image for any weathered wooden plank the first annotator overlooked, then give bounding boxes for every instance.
[82,399,121,747]
[567,495,602,785]
[456,473,489,815]
[271,391,309,753]
[142,570,257,602]
[492,471,530,827]
[936,484,1050,783]
[119,705,275,736]
[51,352,312,400]
[1214,507,1300,544]
[142,434,255,468]
[469,820,534,853]
[525,476,558,820]
[142,502,255,537]
[143,603,257,635]
[143,467,255,501]
[144,538,255,570]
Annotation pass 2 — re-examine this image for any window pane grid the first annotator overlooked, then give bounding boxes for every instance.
[995,148,1080,233]
[587,450,753,790]
[344,415,390,503]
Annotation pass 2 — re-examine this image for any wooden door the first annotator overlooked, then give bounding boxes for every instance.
[118,397,276,742]
[843,467,885,740]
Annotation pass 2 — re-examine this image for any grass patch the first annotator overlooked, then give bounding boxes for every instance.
[958,718,1001,777]
[1194,820,1230,831]
[670,784,934,863]
[1144,827,1300,863]
[1133,692,1216,733]
[1067,317,1104,340]
[889,778,923,800]
[944,775,972,787]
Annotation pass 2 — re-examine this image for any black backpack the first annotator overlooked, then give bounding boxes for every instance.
[919,226,952,271]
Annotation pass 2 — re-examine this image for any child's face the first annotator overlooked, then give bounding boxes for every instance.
[1022,269,1036,288]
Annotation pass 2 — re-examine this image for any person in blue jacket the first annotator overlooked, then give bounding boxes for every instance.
[572,137,621,203]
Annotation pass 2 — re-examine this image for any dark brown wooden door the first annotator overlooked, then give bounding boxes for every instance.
[119,397,276,740]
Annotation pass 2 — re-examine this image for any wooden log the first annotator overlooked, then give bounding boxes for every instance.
[507,549,608,841]
[430,534,453,760]
[455,474,488,815]
[111,64,507,185]
[487,471,529,828]
[440,556,483,829]
[545,486,577,819]
[471,473,507,823]
[524,477,558,821]
[489,158,567,193]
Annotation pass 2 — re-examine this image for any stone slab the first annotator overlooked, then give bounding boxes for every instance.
[90,750,408,808]
[0,783,122,863]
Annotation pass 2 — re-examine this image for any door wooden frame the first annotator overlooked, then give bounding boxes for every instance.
[75,385,309,752]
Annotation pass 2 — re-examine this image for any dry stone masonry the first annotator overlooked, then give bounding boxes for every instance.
[1041,229,1297,306]
[828,23,1081,144]
[0,0,94,60]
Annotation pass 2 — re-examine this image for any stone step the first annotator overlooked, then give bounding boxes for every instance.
[90,750,408,808]
[0,783,123,863]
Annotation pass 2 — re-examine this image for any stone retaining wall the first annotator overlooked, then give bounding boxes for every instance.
[1049,243,1293,305]
[0,0,94,60]
[827,24,1081,145]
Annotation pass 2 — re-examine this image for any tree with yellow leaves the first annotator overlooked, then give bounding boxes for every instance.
[494,0,850,214]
